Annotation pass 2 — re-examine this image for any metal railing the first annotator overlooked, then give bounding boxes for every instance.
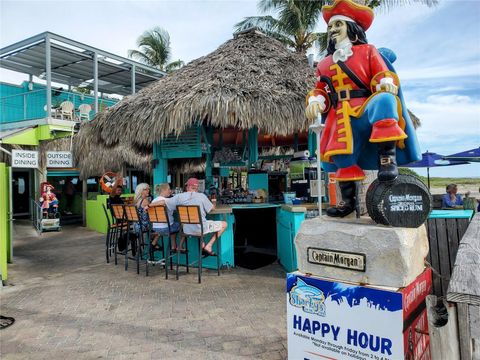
[0,89,118,124]
[31,198,43,233]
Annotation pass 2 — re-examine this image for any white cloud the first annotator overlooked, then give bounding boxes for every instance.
[399,63,480,81]
[407,99,480,154]
[425,94,474,105]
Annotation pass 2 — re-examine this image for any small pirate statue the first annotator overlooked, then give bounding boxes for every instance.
[305,0,421,217]
[39,183,59,218]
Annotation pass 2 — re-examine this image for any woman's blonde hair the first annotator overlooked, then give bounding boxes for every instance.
[155,183,170,196]
[134,183,150,204]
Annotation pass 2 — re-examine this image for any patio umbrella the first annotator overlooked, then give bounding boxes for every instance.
[442,146,480,162]
[401,151,469,189]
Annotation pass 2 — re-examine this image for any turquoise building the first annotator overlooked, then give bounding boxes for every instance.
[0,32,165,284]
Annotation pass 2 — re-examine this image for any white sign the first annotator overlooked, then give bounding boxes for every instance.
[46,151,73,168]
[287,273,404,360]
[198,179,205,193]
[309,179,324,197]
[388,194,424,212]
[307,247,366,272]
[12,150,38,168]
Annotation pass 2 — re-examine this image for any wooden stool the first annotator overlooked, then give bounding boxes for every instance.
[146,205,177,278]
[177,205,221,284]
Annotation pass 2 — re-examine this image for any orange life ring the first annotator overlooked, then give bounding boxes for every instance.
[100,172,119,194]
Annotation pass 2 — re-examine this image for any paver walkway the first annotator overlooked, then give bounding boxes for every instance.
[0,222,288,359]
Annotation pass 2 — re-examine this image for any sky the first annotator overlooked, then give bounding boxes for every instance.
[1,0,479,178]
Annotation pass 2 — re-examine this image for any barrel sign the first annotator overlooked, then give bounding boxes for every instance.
[366,174,431,228]
[46,151,73,168]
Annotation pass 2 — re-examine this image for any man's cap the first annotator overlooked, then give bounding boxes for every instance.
[185,178,199,187]
[322,0,374,31]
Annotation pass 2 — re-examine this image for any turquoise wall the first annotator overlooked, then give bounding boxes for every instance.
[0,81,118,124]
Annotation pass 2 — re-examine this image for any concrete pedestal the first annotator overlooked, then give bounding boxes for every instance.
[295,216,429,288]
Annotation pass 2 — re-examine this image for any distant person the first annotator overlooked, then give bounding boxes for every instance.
[108,184,124,206]
[441,183,464,209]
[64,177,75,215]
[477,186,480,212]
[151,183,184,252]
[134,183,160,250]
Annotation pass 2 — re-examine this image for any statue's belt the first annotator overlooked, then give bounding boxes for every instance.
[332,89,371,102]
[321,60,372,107]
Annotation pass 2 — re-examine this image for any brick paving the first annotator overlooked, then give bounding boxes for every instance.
[0,222,288,359]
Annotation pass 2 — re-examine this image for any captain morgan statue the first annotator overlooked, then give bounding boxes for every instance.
[305,0,421,218]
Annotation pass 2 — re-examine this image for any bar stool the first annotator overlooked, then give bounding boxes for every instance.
[123,204,147,274]
[102,203,118,263]
[110,204,127,266]
[177,205,221,284]
[146,205,177,278]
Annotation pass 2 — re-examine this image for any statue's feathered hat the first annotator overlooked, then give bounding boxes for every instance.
[322,0,375,31]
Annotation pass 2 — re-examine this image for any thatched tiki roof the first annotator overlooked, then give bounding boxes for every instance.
[74,123,151,179]
[74,28,421,178]
[74,29,315,176]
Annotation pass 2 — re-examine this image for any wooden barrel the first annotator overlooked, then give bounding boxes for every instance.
[366,179,389,225]
[366,174,432,228]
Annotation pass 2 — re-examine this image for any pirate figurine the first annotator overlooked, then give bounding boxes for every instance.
[306,0,421,217]
[39,183,59,218]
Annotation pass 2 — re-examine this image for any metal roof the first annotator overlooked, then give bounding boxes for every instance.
[0,32,166,96]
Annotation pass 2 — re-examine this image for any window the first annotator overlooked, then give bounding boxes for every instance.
[18,177,25,194]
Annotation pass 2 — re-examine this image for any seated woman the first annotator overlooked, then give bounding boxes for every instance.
[134,183,160,250]
[441,183,464,209]
[151,183,184,252]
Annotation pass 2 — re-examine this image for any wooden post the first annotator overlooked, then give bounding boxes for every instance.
[447,212,480,360]
[82,179,87,227]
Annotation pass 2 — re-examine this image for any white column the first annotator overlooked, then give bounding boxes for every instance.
[93,52,98,114]
[131,64,136,95]
[45,34,52,118]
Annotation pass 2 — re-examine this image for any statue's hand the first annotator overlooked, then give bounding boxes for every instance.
[305,95,326,120]
[376,77,398,95]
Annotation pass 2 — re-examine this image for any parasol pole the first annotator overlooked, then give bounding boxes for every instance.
[309,115,325,217]
[427,167,430,189]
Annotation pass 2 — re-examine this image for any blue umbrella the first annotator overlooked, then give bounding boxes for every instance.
[401,151,469,189]
[443,146,480,162]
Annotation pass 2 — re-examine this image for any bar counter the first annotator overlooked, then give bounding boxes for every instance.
[85,194,316,272]
[203,202,318,271]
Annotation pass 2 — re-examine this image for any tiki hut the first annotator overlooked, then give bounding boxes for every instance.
[74,28,421,178]
[75,28,315,177]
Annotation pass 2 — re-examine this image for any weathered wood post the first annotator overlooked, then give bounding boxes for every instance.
[447,213,480,360]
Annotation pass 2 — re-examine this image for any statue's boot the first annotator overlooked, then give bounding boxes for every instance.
[369,119,406,182]
[377,141,398,182]
[326,181,356,217]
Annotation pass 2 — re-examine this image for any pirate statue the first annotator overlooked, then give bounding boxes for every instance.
[306,0,421,217]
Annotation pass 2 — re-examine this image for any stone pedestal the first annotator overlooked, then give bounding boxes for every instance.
[295,216,429,288]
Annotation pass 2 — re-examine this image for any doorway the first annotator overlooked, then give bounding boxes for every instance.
[12,170,31,218]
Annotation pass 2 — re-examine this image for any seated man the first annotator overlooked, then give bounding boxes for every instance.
[151,183,183,252]
[441,183,464,209]
[160,178,227,256]
[107,183,124,207]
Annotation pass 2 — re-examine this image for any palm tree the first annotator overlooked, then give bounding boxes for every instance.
[235,0,327,54]
[235,0,437,54]
[128,27,184,72]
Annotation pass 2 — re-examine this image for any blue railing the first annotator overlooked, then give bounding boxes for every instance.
[0,89,118,124]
